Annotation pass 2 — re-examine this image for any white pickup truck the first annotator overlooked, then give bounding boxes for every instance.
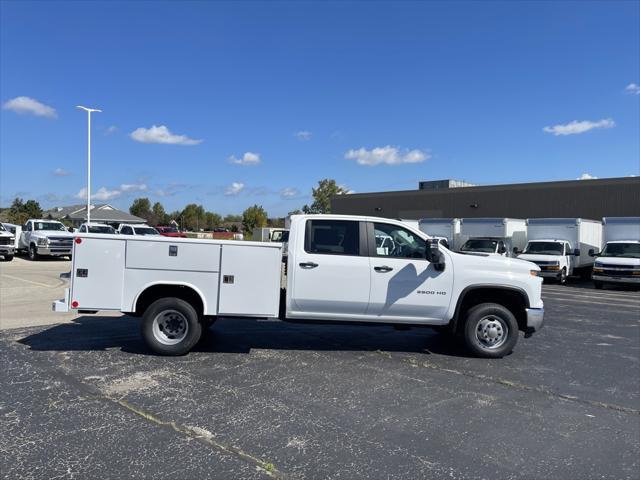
[19,219,74,260]
[53,215,544,358]
[0,223,16,261]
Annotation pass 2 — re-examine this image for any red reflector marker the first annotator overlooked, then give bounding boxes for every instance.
[71,301,79,308]
[75,237,82,244]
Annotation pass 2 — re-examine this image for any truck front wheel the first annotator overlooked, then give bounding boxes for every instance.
[558,268,567,285]
[1,254,13,262]
[141,297,202,356]
[28,244,39,261]
[463,303,519,358]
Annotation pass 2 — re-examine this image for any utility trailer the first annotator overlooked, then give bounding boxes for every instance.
[54,215,545,358]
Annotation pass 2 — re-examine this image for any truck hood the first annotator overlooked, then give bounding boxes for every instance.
[595,256,640,267]
[517,253,562,263]
[452,251,538,272]
[0,231,13,239]
[31,230,73,237]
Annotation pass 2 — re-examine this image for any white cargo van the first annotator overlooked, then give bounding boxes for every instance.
[518,218,602,284]
[590,217,640,289]
[53,215,544,359]
[418,218,462,250]
[459,218,527,257]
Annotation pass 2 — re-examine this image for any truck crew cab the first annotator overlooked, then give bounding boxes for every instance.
[53,215,544,358]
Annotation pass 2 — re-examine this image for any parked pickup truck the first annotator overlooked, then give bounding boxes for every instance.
[0,223,15,261]
[53,215,544,358]
[19,219,74,260]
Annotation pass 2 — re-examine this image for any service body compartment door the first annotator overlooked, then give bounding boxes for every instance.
[218,244,281,317]
[126,240,220,272]
[72,238,125,310]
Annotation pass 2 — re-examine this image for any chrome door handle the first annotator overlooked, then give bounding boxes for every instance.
[299,262,319,269]
[374,265,393,272]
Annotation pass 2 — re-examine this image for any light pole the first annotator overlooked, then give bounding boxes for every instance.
[76,106,102,224]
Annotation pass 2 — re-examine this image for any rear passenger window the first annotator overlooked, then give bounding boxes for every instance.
[304,220,359,256]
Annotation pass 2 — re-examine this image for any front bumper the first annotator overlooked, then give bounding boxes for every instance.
[592,274,640,285]
[37,246,72,256]
[52,287,70,313]
[525,307,545,333]
[538,270,561,279]
[0,246,15,255]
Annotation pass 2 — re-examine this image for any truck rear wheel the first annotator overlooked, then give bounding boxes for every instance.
[463,303,519,358]
[141,297,202,356]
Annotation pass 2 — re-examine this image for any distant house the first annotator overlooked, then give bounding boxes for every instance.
[45,204,146,228]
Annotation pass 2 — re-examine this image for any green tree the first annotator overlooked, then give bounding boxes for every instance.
[181,204,206,231]
[152,202,167,226]
[8,198,42,225]
[130,198,152,223]
[223,214,242,223]
[242,204,268,235]
[302,179,348,214]
[204,211,222,230]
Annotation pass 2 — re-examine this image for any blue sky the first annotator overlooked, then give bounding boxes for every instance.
[1,0,638,216]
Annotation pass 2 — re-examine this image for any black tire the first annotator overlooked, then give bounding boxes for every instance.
[141,297,202,356]
[593,281,603,290]
[28,244,39,261]
[4,254,13,262]
[558,268,567,285]
[463,303,519,358]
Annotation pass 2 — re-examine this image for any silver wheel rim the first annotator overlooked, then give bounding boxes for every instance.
[152,309,189,345]
[475,315,508,349]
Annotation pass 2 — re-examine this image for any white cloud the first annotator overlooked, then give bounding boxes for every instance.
[105,125,118,135]
[75,187,121,201]
[53,168,70,177]
[120,183,147,192]
[294,130,312,141]
[3,96,57,118]
[225,182,244,196]
[280,187,299,198]
[543,118,615,136]
[228,152,261,165]
[625,83,640,95]
[130,125,202,145]
[577,173,598,180]
[344,146,429,166]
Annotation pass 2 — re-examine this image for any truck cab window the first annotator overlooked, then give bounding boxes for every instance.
[373,223,426,259]
[304,220,359,256]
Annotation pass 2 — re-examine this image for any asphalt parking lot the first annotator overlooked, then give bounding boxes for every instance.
[1,257,639,479]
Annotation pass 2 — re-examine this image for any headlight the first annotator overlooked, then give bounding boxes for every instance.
[530,269,542,277]
[594,261,603,268]
[37,237,48,246]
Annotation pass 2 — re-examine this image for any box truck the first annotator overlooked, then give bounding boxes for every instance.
[53,214,544,359]
[517,218,602,284]
[590,217,640,289]
[418,218,462,250]
[459,218,527,257]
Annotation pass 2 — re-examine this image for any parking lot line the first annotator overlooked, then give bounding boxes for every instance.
[1,272,61,289]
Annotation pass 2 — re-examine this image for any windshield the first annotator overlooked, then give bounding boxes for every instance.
[461,239,497,253]
[271,231,289,242]
[35,222,67,232]
[88,225,116,234]
[601,242,640,259]
[135,227,160,235]
[523,241,564,255]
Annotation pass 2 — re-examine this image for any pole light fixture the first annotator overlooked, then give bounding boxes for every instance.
[76,106,102,224]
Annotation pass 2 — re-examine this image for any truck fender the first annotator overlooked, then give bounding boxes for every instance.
[450,284,530,332]
[131,281,209,316]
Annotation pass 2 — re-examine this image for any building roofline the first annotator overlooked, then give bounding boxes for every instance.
[335,176,639,199]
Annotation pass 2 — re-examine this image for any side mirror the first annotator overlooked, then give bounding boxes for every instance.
[573,249,581,257]
[497,245,507,254]
[588,249,596,257]
[69,227,75,233]
[513,247,520,255]
[426,239,446,271]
